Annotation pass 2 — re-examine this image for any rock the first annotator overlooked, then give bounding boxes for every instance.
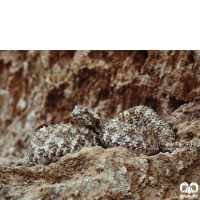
[1,50,200,199]
[1,50,200,157]
[167,97,200,142]
[0,147,200,199]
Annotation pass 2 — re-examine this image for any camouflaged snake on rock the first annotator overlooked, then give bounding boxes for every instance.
[27,105,200,166]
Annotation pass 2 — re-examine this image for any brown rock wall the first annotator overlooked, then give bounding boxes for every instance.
[0,50,200,199]
[1,50,200,157]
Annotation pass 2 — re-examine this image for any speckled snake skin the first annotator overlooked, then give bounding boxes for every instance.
[27,105,200,166]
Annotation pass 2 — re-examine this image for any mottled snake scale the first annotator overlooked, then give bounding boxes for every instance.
[27,105,199,166]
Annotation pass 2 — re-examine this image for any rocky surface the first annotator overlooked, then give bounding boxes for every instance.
[167,97,200,143]
[1,147,200,200]
[0,50,200,199]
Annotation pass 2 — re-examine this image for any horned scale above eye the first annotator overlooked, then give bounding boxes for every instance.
[27,105,200,166]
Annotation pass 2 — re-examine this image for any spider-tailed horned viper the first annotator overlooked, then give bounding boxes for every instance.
[27,105,200,166]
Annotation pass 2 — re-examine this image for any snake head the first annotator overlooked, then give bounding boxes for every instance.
[71,106,101,128]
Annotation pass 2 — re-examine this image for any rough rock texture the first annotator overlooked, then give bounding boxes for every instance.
[167,97,200,143]
[0,147,200,199]
[1,50,200,158]
[1,50,200,199]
